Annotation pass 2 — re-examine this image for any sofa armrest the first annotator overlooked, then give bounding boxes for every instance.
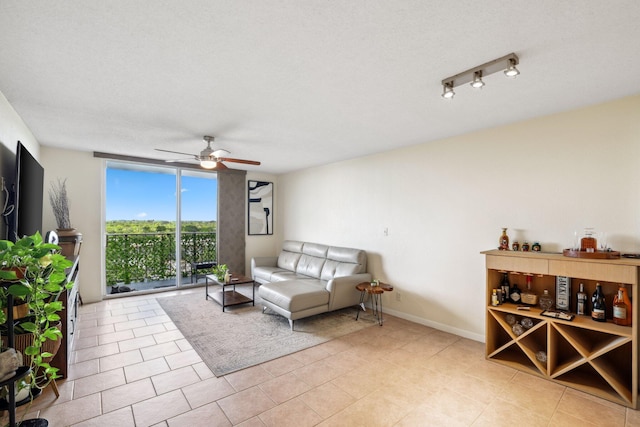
[251,256,278,279]
[326,273,372,310]
[252,256,278,268]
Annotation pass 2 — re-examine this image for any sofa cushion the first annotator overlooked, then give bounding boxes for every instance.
[277,251,301,271]
[253,266,289,283]
[320,260,340,280]
[282,240,305,252]
[327,246,367,271]
[302,242,329,258]
[296,254,326,279]
[270,271,308,282]
[260,280,329,312]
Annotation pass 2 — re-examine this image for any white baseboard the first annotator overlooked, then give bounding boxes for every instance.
[381,306,485,343]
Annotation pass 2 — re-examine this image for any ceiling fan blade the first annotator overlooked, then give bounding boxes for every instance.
[218,157,261,166]
[212,161,228,170]
[165,158,196,163]
[212,149,230,158]
[155,148,196,157]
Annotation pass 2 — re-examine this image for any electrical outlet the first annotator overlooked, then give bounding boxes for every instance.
[395,291,401,302]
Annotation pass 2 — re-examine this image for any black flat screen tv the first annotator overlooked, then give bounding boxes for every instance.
[13,141,44,241]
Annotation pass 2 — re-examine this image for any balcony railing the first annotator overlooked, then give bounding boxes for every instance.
[106,231,216,285]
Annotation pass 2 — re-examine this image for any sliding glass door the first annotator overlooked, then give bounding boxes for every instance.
[179,170,218,285]
[105,161,217,295]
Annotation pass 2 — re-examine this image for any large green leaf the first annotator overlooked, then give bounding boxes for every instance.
[7,283,30,297]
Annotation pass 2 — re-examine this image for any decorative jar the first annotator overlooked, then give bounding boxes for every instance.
[539,289,554,311]
[581,228,597,253]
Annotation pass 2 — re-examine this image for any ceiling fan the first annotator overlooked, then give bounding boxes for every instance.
[155,135,260,170]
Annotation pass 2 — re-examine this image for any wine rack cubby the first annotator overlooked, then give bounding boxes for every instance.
[483,250,639,408]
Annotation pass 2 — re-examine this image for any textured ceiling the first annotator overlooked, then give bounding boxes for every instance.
[1,1,639,174]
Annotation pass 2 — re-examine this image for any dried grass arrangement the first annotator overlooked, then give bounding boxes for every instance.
[48,179,71,230]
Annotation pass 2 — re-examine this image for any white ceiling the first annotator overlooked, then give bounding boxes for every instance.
[1,1,639,175]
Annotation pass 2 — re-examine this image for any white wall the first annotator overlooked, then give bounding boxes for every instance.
[40,147,103,303]
[278,95,640,341]
[0,91,39,158]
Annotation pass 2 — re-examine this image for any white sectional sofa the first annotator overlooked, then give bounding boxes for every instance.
[251,240,371,330]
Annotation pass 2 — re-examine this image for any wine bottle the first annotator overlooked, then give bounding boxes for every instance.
[613,285,632,326]
[510,283,522,304]
[576,283,588,316]
[521,275,539,305]
[500,273,510,304]
[591,283,606,322]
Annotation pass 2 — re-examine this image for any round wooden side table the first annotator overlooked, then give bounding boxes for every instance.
[355,281,393,325]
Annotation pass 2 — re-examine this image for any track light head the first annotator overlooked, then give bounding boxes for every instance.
[504,59,520,78]
[470,71,485,89]
[441,82,455,99]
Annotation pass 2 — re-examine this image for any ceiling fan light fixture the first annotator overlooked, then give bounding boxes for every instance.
[200,159,217,169]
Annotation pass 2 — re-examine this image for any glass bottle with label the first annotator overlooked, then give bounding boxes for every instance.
[500,272,510,304]
[581,228,597,253]
[576,283,588,315]
[510,283,522,304]
[613,285,632,326]
[591,283,606,322]
[499,228,510,250]
[521,275,539,305]
[491,289,500,306]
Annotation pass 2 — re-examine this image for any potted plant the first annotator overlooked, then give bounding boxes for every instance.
[48,178,82,257]
[0,232,73,405]
[212,264,229,282]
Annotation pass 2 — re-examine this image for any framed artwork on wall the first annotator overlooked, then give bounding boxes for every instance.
[248,180,273,235]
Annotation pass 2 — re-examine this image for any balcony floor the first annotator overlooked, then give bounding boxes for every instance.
[108,275,210,295]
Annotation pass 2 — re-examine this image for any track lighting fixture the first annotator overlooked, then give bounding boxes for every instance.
[440,52,519,99]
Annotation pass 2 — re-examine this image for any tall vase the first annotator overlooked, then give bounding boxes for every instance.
[56,228,83,257]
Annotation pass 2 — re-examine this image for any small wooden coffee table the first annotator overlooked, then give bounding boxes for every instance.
[205,273,255,312]
[355,281,393,325]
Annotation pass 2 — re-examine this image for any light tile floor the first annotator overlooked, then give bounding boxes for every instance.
[4,288,640,426]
